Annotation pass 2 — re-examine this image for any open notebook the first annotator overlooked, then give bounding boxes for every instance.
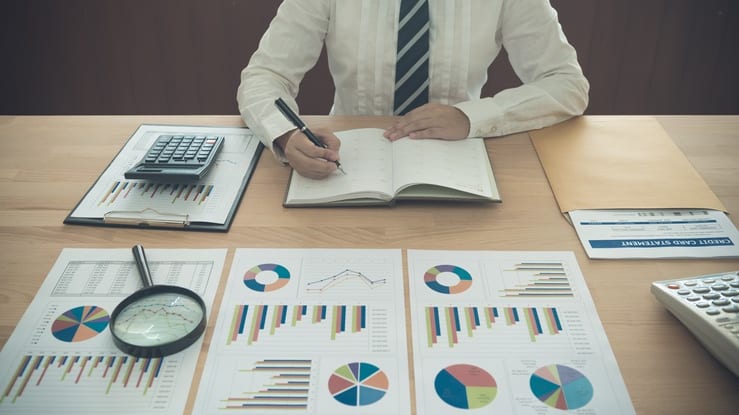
[283,128,501,207]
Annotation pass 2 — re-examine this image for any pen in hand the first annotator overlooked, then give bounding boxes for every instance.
[274,98,346,174]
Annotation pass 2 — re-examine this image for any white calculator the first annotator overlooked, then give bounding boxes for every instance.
[651,271,739,377]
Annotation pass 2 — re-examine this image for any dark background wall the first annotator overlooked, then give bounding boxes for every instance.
[1,0,737,115]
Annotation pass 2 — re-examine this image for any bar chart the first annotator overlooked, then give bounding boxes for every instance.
[498,261,574,297]
[98,181,216,206]
[225,304,391,353]
[423,305,566,349]
[220,359,313,411]
[0,353,176,412]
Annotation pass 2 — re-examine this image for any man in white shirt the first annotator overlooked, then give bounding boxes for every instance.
[238,0,589,179]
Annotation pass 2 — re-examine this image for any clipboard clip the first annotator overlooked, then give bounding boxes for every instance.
[104,208,190,228]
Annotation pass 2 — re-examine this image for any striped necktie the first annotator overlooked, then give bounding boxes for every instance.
[393,0,430,115]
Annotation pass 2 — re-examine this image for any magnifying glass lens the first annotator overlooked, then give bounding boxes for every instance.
[112,292,204,348]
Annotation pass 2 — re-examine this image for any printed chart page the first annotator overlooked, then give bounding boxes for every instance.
[0,248,226,415]
[407,250,636,415]
[193,248,410,415]
[70,125,261,224]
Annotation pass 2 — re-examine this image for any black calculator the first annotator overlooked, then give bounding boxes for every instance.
[125,134,225,181]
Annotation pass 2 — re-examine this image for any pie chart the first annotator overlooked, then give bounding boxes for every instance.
[434,364,497,409]
[243,263,290,292]
[328,362,389,406]
[424,265,473,294]
[530,364,593,410]
[51,305,110,342]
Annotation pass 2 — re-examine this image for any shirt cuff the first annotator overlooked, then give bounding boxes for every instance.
[454,99,505,138]
[258,110,295,164]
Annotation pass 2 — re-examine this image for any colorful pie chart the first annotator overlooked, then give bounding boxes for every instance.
[51,305,110,342]
[328,362,389,406]
[530,364,593,410]
[424,265,472,294]
[434,364,497,409]
[243,263,290,292]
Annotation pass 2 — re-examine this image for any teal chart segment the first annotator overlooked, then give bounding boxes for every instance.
[529,364,593,410]
[328,362,389,406]
[51,305,110,342]
[243,263,291,292]
[434,364,497,409]
[424,265,473,294]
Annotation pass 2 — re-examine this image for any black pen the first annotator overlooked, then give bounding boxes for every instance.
[274,98,345,174]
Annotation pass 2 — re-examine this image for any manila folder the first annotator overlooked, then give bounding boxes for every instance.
[529,116,725,213]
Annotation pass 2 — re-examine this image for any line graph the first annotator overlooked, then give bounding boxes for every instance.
[305,269,387,293]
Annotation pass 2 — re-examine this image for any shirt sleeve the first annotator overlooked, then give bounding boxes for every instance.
[237,0,331,158]
[455,0,589,138]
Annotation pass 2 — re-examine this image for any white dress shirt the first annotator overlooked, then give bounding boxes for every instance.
[238,0,589,156]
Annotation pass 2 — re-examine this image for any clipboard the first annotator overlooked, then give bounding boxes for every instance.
[64,124,263,232]
[529,116,726,214]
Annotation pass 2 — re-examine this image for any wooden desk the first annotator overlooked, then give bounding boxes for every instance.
[1,115,737,414]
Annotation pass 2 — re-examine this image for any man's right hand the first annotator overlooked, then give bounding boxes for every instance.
[275,128,341,179]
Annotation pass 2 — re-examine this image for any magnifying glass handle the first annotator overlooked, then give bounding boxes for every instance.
[132,244,154,288]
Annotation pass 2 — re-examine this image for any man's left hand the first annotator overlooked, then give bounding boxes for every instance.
[383,103,470,141]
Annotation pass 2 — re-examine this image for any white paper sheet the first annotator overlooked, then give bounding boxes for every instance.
[193,248,410,414]
[0,248,226,415]
[570,209,739,259]
[407,250,636,414]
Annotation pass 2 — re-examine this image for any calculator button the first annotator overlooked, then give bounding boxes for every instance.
[686,296,700,302]
[683,280,698,287]
[712,299,731,306]
[723,305,739,313]
[677,289,691,296]
[693,287,711,294]
[703,293,721,300]
[711,283,729,291]
[723,290,739,297]
[705,309,721,316]
[696,301,710,308]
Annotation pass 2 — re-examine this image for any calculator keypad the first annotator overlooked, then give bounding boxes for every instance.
[144,135,223,165]
[666,272,739,322]
[652,271,739,377]
[125,133,225,181]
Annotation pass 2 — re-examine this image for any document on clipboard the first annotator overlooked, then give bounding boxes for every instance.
[530,116,738,259]
[64,124,263,231]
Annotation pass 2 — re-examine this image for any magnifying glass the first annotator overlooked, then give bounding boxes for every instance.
[110,245,207,358]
